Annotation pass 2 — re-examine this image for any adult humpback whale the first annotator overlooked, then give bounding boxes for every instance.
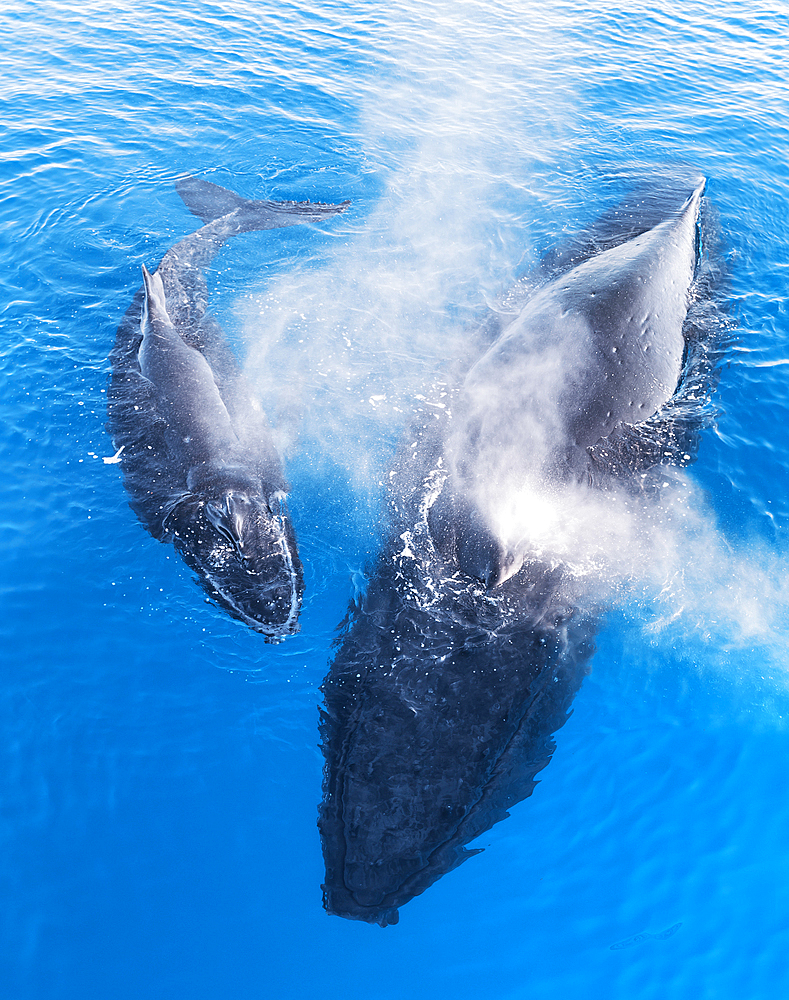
[319,174,722,925]
[107,177,349,638]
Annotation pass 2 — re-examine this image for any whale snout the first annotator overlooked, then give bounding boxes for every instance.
[170,491,304,638]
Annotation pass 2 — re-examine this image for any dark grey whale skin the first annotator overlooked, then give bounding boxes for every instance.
[107,177,348,639]
[319,173,724,925]
[320,543,596,927]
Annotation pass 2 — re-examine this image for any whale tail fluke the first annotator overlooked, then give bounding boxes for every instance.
[175,176,249,221]
[175,174,350,231]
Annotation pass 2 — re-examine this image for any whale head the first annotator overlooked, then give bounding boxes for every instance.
[164,471,304,640]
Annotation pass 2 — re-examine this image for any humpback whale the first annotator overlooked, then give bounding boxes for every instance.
[319,174,722,924]
[107,177,349,639]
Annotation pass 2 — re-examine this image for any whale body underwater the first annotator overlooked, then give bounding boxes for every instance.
[319,174,724,925]
[107,177,348,639]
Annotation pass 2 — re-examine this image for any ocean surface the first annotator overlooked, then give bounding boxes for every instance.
[2,1,789,997]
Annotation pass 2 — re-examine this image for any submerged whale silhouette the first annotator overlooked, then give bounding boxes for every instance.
[107,177,349,638]
[319,174,722,925]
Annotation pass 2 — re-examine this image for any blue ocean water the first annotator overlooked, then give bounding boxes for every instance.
[2,1,789,997]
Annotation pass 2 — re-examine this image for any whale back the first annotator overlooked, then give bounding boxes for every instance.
[454,182,704,490]
[425,178,713,586]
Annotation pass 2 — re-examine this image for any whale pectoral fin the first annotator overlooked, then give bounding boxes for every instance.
[191,315,284,480]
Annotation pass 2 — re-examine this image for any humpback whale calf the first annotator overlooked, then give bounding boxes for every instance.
[319,174,722,924]
[107,177,349,639]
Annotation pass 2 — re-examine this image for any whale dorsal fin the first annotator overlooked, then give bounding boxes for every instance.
[140,263,171,329]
